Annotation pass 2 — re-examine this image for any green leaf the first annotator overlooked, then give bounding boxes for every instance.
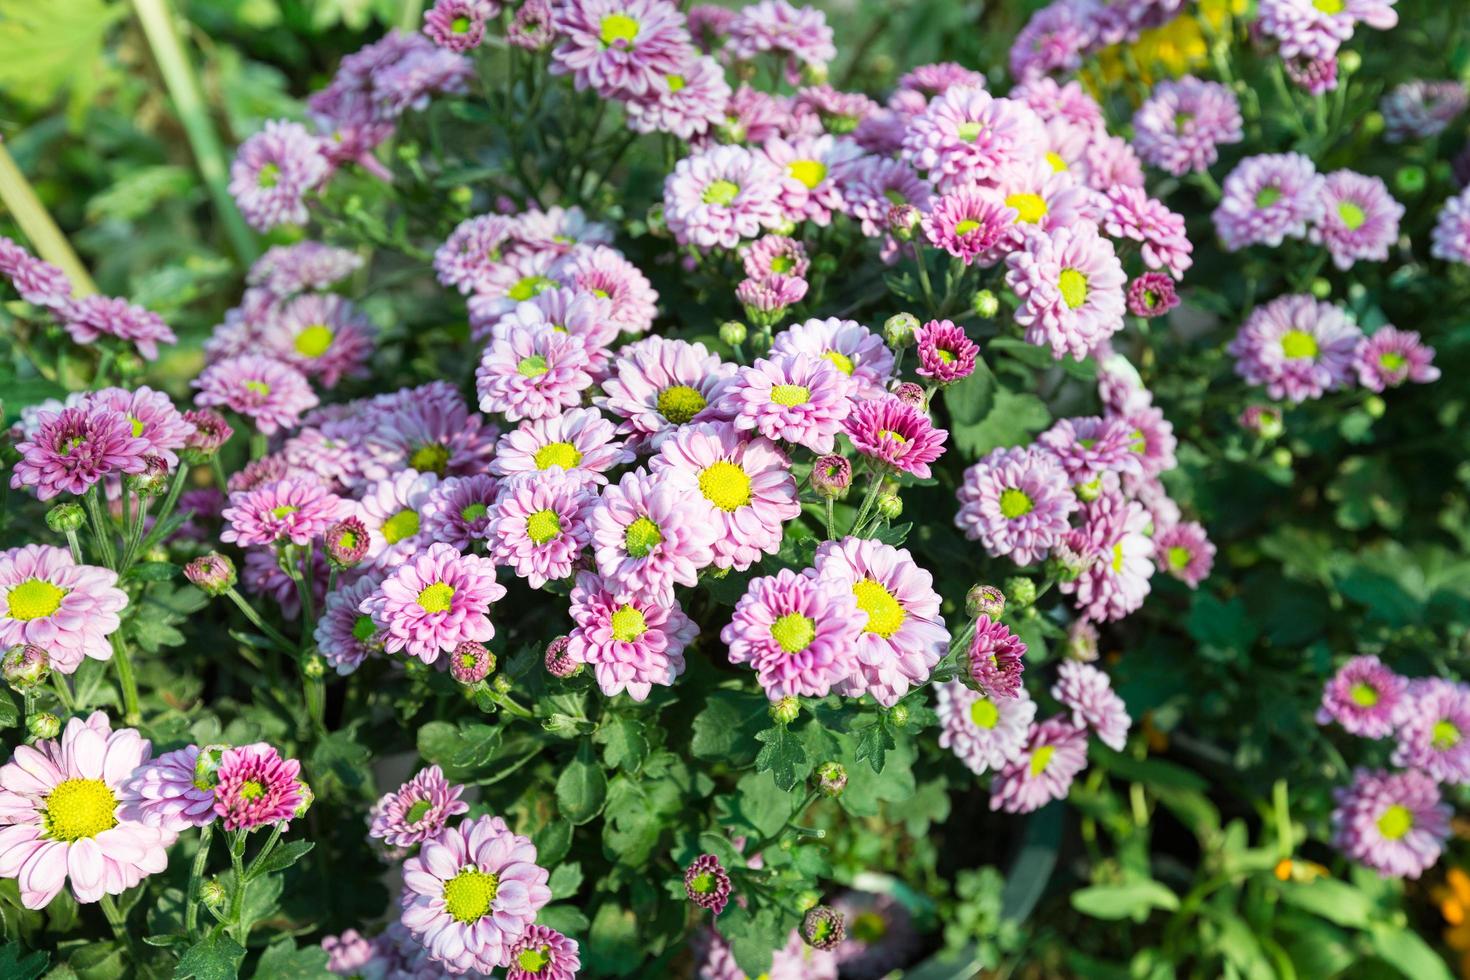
[587,903,640,975]
[417,721,502,779]
[854,717,895,774]
[247,840,314,880]
[1275,879,1375,929]
[594,715,649,773]
[0,943,47,980]
[0,691,17,730]
[727,771,793,839]
[1186,593,1259,658]
[556,743,608,825]
[309,728,374,798]
[691,690,769,766]
[237,872,283,936]
[942,358,996,425]
[533,820,573,868]
[1368,924,1454,980]
[950,387,1051,457]
[67,940,126,980]
[754,724,809,792]
[125,562,180,583]
[536,903,590,937]
[0,0,126,119]
[1069,879,1180,921]
[252,939,330,979]
[548,862,584,901]
[174,932,245,980]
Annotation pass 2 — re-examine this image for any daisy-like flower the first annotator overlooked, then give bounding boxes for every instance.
[550,0,691,98]
[484,291,621,378]
[553,245,660,336]
[723,353,851,454]
[1431,187,1470,264]
[423,0,496,51]
[902,87,1046,189]
[843,397,948,479]
[721,568,862,700]
[492,408,633,485]
[1257,0,1399,61]
[369,765,470,847]
[118,745,215,833]
[81,386,195,469]
[1061,490,1155,623]
[735,274,807,319]
[0,712,173,909]
[898,61,988,99]
[813,537,949,707]
[936,680,1037,775]
[61,296,177,362]
[1012,76,1104,132]
[598,338,735,449]
[1227,294,1362,402]
[467,250,565,332]
[489,472,596,588]
[321,930,383,977]
[361,543,507,663]
[914,319,979,384]
[842,156,933,240]
[1382,80,1468,142]
[1152,519,1213,588]
[193,355,319,435]
[213,743,304,831]
[314,573,385,675]
[566,571,697,701]
[248,242,362,298]
[1332,768,1449,879]
[229,120,329,230]
[10,405,149,501]
[1316,655,1408,739]
[1127,273,1179,317]
[1009,0,1096,80]
[992,167,1095,246]
[726,0,836,80]
[434,213,521,295]
[1392,679,1470,784]
[664,145,786,250]
[955,447,1077,565]
[742,235,811,282]
[262,293,376,388]
[1131,77,1243,176]
[506,924,581,980]
[1354,326,1440,391]
[624,54,731,140]
[1006,224,1126,361]
[356,470,442,569]
[770,317,895,401]
[589,469,716,603]
[1213,153,1325,252]
[515,205,615,256]
[796,84,879,134]
[1101,186,1193,280]
[360,388,500,482]
[0,235,73,308]
[652,423,800,570]
[1310,170,1403,270]
[921,189,1015,266]
[962,615,1026,701]
[1037,415,1142,484]
[422,474,499,550]
[0,545,127,675]
[761,134,860,226]
[510,0,555,48]
[1052,660,1130,751]
[399,814,552,974]
[989,717,1089,813]
[476,329,595,423]
[220,478,349,548]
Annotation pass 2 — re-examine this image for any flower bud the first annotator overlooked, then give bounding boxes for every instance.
[1239,405,1284,439]
[644,203,668,238]
[184,553,237,597]
[888,704,910,727]
[451,641,496,684]
[45,503,85,534]
[194,745,228,791]
[965,584,1005,620]
[396,140,421,162]
[719,320,748,347]
[545,635,580,677]
[887,205,921,241]
[1067,619,1099,662]
[770,696,801,725]
[1338,50,1361,74]
[3,646,49,690]
[876,493,902,519]
[182,409,233,464]
[125,455,170,497]
[1395,164,1426,194]
[200,877,229,913]
[115,352,144,377]
[324,517,370,569]
[293,779,315,819]
[883,313,919,347]
[1310,277,1332,299]
[815,761,847,797]
[811,455,852,500]
[1005,576,1037,608]
[302,653,325,680]
[890,382,925,408]
[971,289,1000,318]
[491,674,513,696]
[449,185,474,207]
[1363,111,1385,136]
[800,62,829,86]
[27,712,60,740]
[1046,542,1091,583]
[1365,395,1386,419]
[802,905,846,951]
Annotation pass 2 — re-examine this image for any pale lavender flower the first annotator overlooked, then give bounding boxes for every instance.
[1354,326,1440,391]
[990,717,1089,813]
[1316,655,1407,739]
[369,765,470,847]
[936,681,1036,775]
[1131,77,1242,176]
[1332,768,1449,879]
[229,120,329,230]
[1310,170,1403,270]
[1052,660,1130,750]
[1227,294,1362,402]
[664,145,786,250]
[1213,153,1325,252]
[955,447,1077,565]
[421,474,499,549]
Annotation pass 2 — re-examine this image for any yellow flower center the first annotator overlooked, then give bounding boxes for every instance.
[294,324,334,358]
[852,578,905,638]
[1349,682,1380,707]
[239,779,266,800]
[43,778,118,842]
[999,488,1033,519]
[1432,720,1462,750]
[1029,744,1056,777]
[517,355,550,378]
[533,441,582,471]
[770,384,810,406]
[771,613,816,653]
[1337,200,1367,230]
[1379,351,1407,372]
[702,179,741,206]
[460,502,488,522]
[526,508,562,545]
[1255,185,1282,209]
[656,385,707,424]
[624,516,663,558]
[1045,151,1068,172]
[666,74,686,92]
[451,14,471,32]
[443,868,499,924]
[698,461,752,512]
[404,799,433,824]
[1281,330,1318,360]
[599,12,639,46]
[822,350,854,375]
[610,604,647,642]
[508,275,555,302]
[352,615,378,643]
[410,442,451,476]
[257,163,280,189]
[970,697,1000,729]
[1111,542,1125,573]
[878,429,908,446]
[129,415,145,437]
[7,579,68,621]
[953,219,982,236]
[1377,803,1413,840]
[1006,192,1048,224]
[956,121,983,142]
[517,946,553,973]
[788,160,827,189]
[1313,0,1345,13]
[417,582,455,614]
[1167,546,1192,571]
[244,380,271,397]
[383,509,420,544]
[1058,268,1089,310]
[270,505,299,519]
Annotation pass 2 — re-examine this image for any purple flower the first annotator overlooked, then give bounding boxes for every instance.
[921,189,1014,266]
[193,355,319,435]
[761,134,860,226]
[214,743,304,831]
[119,745,216,833]
[722,568,862,700]
[796,84,880,134]
[1382,80,1468,142]
[684,853,733,914]
[989,716,1089,813]
[1052,660,1130,751]
[1332,768,1449,879]
[221,478,349,547]
[902,87,1046,190]
[1432,188,1470,264]
[476,328,595,422]
[434,213,520,294]
[1009,0,1096,80]
[742,235,810,280]
[937,680,1036,776]
[0,235,72,307]
[1392,679,1470,784]
[361,542,507,663]
[963,615,1026,700]
[1354,326,1440,391]
[899,61,988,99]
[355,470,441,569]
[554,244,660,336]
[1227,294,1362,402]
[1310,170,1403,270]
[590,468,716,603]
[1131,77,1242,176]
[843,397,948,479]
[842,157,933,240]
[422,474,499,550]
[1060,490,1155,622]
[1154,519,1214,588]
[1101,186,1193,280]
[723,353,851,453]
[369,765,470,847]
[1258,0,1399,61]
[1213,153,1325,252]
[61,295,177,361]
[492,407,633,485]
[566,571,697,701]
[510,0,555,49]
[229,120,329,230]
[726,0,835,82]
[597,338,734,449]
[625,54,732,140]
[1127,273,1179,317]
[489,471,596,588]
[423,0,496,51]
[10,405,149,500]
[1006,224,1126,361]
[1012,76,1104,132]
[550,0,691,98]
[828,891,916,979]
[262,293,376,388]
[1317,655,1408,738]
[664,145,786,250]
[914,319,979,383]
[955,446,1077,565]
[314,573,385,675]
[770,316,894,400]
[80,386,195,469]
[1038,415,1142,483]
[248,242,361,298]
[506,925,582,980]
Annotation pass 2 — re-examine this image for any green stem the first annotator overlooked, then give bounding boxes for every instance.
[489,690,535,720]
[823,498,837,540]
[0,143,97,295]
[129,0,258,265]
[99,894,134,955]
[50,673,76,714]
[245,823,283,879]
[399,0,425,31]
[224,587,295,651]
[118,496,152,575]
[110,633,142,725]
[227,829,248,944]
[849,468,886,537]
[64,529,84,565]
[183,822,214,938]
[137,462,190,556]
[83,486,118,570]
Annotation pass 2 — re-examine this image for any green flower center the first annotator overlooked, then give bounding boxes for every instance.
[1167,546,1192,571]
[270,505,299,520]
[1337,200,1367,230]
[1281,330,1319,360]
[770,384,810,406]
[701,179,741,206]
[383,509,420,545]
[599,12,639,46]
[771,613,816,653]
[1432,719,1461,750]
[688,871,716,894]
[1379,351,1407,372]
[666,74,686,92]
[1058,268,1089,310]
[624,516,663,558]
[823,350,854,375]
[1349,682,1380,707]
[508,275,555,302]
[788,160,827,189]
[610,604,647,642]
[443,868,499,924]
[517,355,550,378]
[1255,185,1282,209]
[1111,542,1125,573]
[294,324,334,358]
[517,946,553,973]
[526,508,562,545]
[410,442,451,477]
[417,582,455,614]
[352,615,378,643]
[42,778,118,842]
[239,779,266,801]
[128,415,145,437]
[451,15,471,32]
[851,911,887,944]
[535,441,583,470]
[883,189,907,206]
[257,163,280,189]
[970,697,1000,729]
[698,461,752,512]
[404,799,433,825]
[770,255,795,274]
[1313,0,1345,13]
[956,121,983,142]
[7,579,67,621]
[999,488,1033,520]
[954,219,982,236]
[1006,192,1048,224]
[336,529,360,553]
[1377,803,1413,840]
[460,502,488,523]
[657,385,708,424]
[244,380,271,397]
[852,577,905,638]
[1029,744,1056,777]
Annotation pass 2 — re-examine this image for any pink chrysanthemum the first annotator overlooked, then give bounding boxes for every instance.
[721,568,862,700]
[902,87,1046,190]
[726,0,836,81]
[664,145,786,250]
[723,353,851,454]
[795,84,879,134]
[1126,273,1179,317]
[962,614,1026,701]
[989,716,1089,814]
[1431,187,1470,264]
[10,405,150,501]
[1006,224,1126,360]
[770,317,894,400]
[651,423,800,570]
[1009,0,1096,80]
[1257,0,1399,61]
[841,156,933,240]
[742,235,810,281]
[61,295,177,362]
[684,853,732,915]
[761,134,860,226]
[1213,153,1325,252]
[361,542,507,663]
[1354,326,1440,391]
[589,468,716,604]
[515,205,615,256]
[921,189,1015,266]
[1101,186,1193,280]
[80,386,195,469]
[356,470,441,570]
[262,293,376,388]
[813,537,949,707]
[229,120,329,230]
[735,274,807,315]
[193,355,319,435]
[314,573,386,675]
[248,242,362,298]
[213,743,304,831]
[0,712,172,909]
[321,930,383,976]
[476,329,594,423]
[0,236,72,308]
[1316,655,1408,739]
[489,472,596,588]
[550,0,691,98]
[1227,294,1362,402]
[553,245,660,335]
[434,213,521,295]
[937,681,1036,776]
[483,290,620,378]
[492,408,633,485]
[1332,768,1449,879]
[625,54,732,140]
[1131,77,1242,176]
[118,745,215,833]
[1154,519,1214,588]
[423,0,496,51]
[955,447,1077,565]
[843,397,947,479]
[914,319,979,383]
[1391,679,1470,784]
[0,545,127,674]
[1052,660,1130,751]
[1310,170,1403,270]
[422,474,499,550]
[991,168,1095,248]
[357,387,499,482]
[1080,134,1146,192]
[898,61,988,99]
[506,924,581,980]
[399,814,552,974]
[597,338,734,449]
[1060,490,1155,623]
[220,478,349,547]
[566,571,697,701]
[1012,76,1104,132]
[1038,415,1142,484]
[1383,80,1468,142]
[369,765,470,847]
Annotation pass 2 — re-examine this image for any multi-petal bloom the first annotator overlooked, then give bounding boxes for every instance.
[0,235,73,308]
[726,0,836,80]
[1392,679,1470,785]
[761,134,860,226]
[423,0,496,51]
[683,853,733,914]
[0,711,173,908]
[722,353,851,454]
[422,474,499,550]
[722,568,863,700]
[314,573,386,675]
[769,317,895,400]
[1006,224,1126,360]
[118,745,216,833]
[229,120,329,230]
[1382,79,1468,142]
[61,296,177,362]
[220,478,349,547]
[1060,490,1155,623]
[550,0,691,98]
[361,543,507,663]
[477,328,595,422]
[10,404,150,501]
[213,743,304,831]
[1227,294,1362,402]
[1101,186,1193,280]
[80,386,195,469]
[1213,153,1325,252]
[1052,660,1130,751]
[1257,0,1399,61]
[921,189,1015,266]
[1332,768,1450,879]
[1037,415,1142,484]
[914,319,979,383]
[843,397,948,479]
[589,468,716,604]
[936,680,1036,776]
[565,571,697,701]
[399,814,552,974]
[902,87,1046,189]
[0,545,127,674]
[1153,520,1214,588]
[1310,170,1403,270]
[1131,77,1242,176]
[962,615,1026,701]
[955,447,1077,565]
[1316,655,1408,739]
[1431,187,1470,264]
[989,716,1089,814]
[262,293,377,388]
[369,765,470,847]
[664,145,786,250]
[624,55,732,140]
[597,338,734,449]
[506,924,582,980]
[489,472,596,588]
[193,354,319,435]
[492,408,634,485]
[356,470,442,569]
[1354,326,1441,391]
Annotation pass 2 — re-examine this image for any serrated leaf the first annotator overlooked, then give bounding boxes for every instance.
[754,724,808,792]
[0,942,47,980]
[594,715,649,772]
[854,718,894,774]
[0,0,125,120]
[556,743,607,825]
[173,932,244,980]
[252,939,330,979]
[0,691,17,730]
[247,840,313,880]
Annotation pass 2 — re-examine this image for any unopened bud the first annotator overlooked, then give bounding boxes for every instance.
[545,636,580,677]
[1005,576,1037,608]
[200,878,229,912]
[1046,542,1091,583]
[875,493,902,519]
[887,205,921,241]
[293,779,314,819]
[45,503,85,534]
[1365,395,1386,419]
[302,654,325,679]
[719,321,748,347]
[884,312,919,347]
[815,761,847,797]
[811,455,852,499]
[1271,447,1293,469]
[125,455,170,497]
[324,517,370,569]
[3,646,49,690]
[27,712,60,740]
[802,905,846,951]
[770,697,801,725]
[1310,277,1332,299]
[972,289,999,318]
[184,553,237,597]
[890,382,925,408]
[1338,50,1361,74]
[1395,164,1426,194]
[182,409,233,464]
[888,704,910,727]
[449,185,474,207]
[965,584,1005,620]
[451,641,495,684]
